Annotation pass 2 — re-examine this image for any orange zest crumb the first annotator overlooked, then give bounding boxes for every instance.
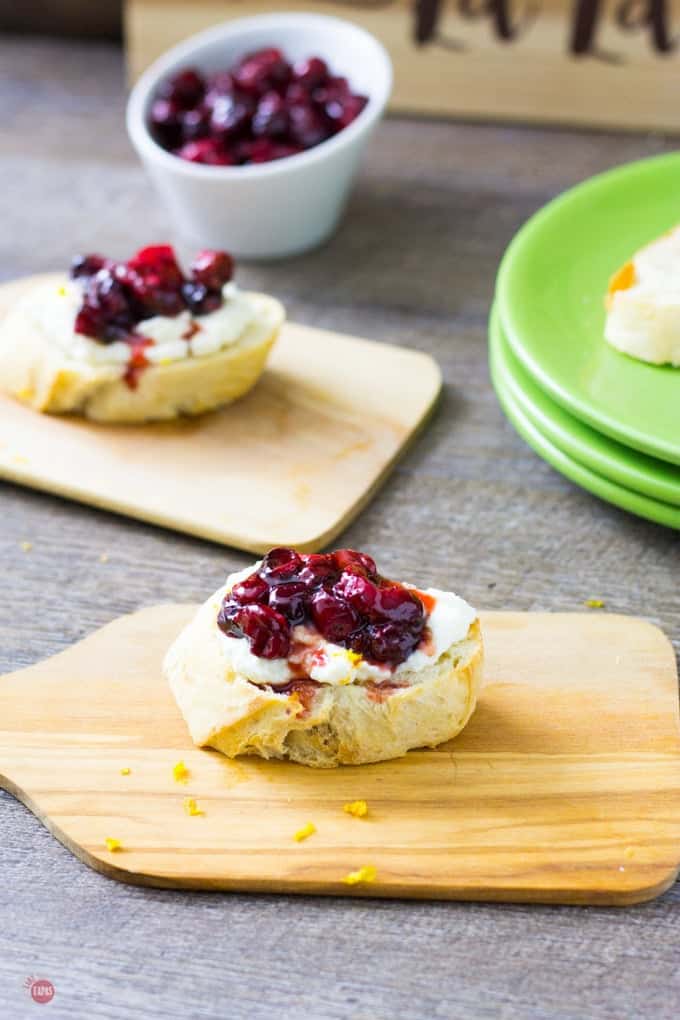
[120,767,131,776]
[343,865,377,885]
[294,822,316,842]
[173,760,190,783]
[343,800,368,818]
[105,838,122,853]
[607,260,636,301]
[584,599,605,609]
[184,797,204,816]
[20,541,32,552]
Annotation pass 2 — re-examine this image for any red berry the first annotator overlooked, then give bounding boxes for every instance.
[333,549,377,577]
[310,589,360,644]
[181,282,222,315]
[231,573,269,604]
[149,98,183,148]
[365,622,418,664]
[288,103,330,149]
[252,91,289,139]
[293,57,328,90]
[375,585,425,628]
[125,245,184,316]
[221,602,290,659]
[175,138,235,165]
[209,92,255,141]
[325,94,368,131]
[180,106,210,142]
[268,581,309,626]
[74,304,104,338]
[70,254,107,279]
[160,68,205,109]
[297,553,338,587]
[234,48,291,96]
[333,573,380,618]
[189,250,234,290]
[261,547,302,581]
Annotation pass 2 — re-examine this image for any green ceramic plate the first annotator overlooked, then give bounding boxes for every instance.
[489,314,680,530]
[496,152,680,466]
[490,305,680,506]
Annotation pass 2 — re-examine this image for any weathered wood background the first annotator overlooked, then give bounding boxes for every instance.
[0,34,679,1020]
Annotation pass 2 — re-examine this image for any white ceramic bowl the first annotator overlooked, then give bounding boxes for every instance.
[126,13,392,259]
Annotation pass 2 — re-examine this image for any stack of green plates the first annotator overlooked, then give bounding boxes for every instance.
[493,152,680,530]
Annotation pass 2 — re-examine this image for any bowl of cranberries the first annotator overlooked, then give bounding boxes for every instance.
[127,14,392,258]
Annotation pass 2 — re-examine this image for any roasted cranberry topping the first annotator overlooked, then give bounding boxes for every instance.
[217,549,427,668]
[149,52,368,167]
[68,244,235,387]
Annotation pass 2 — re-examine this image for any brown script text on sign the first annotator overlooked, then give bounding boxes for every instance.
[127,0,680,132]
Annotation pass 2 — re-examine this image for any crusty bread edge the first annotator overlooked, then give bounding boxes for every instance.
[0,281,284,422]
[164,599,483,768]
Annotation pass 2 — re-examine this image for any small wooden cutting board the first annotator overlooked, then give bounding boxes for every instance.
[1,609,679,905]
[0,275,441,553]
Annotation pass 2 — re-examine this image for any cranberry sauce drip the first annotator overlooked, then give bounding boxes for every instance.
[148,51,368,167]
[217,548,427,668]
[70,245,234,346]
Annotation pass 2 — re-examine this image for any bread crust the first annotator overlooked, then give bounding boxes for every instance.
[0,273,284,423]
[164,591,483,768]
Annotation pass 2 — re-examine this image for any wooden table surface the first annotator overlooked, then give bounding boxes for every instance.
[1,36,679,1020]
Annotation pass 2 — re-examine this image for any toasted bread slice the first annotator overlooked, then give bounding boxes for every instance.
[164,589,483,768]
[0,273,284,422]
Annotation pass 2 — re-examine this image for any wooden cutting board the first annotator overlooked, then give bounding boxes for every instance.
[0,275,441,553]
[1,608,679,905]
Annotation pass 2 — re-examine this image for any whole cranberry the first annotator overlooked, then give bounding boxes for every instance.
[225,603,291,659]
[375,585,425,628]
[175,138,235,165]
[209,92,255,140]
[180,106,210,142]
[333,549,377,577]
[205,71,235,98]
[181,282,222,316]
[149,98,182,147]
[288,103,330,149]
[87,269,131,320]
[234,47,291,96]
[142,287,185,317]
[310,590,360,644]
[261,547,302,582]
[160,68,205,109]
[190,250,234,290]
[333,573,380,619]
[293,57,328,90]
[269,581,309,626]
[365,622,418,664]
[297,553,338,588]
[285,82,309,105]
[124,245,184,315]
[230,573,269,605]
[70,254,107,279]
[325,94,368,131]
[128,245,184,288]
[74,304,104,339]
[252,91,289,139]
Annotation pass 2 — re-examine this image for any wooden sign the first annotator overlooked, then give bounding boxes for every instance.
[126,0,680,131]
